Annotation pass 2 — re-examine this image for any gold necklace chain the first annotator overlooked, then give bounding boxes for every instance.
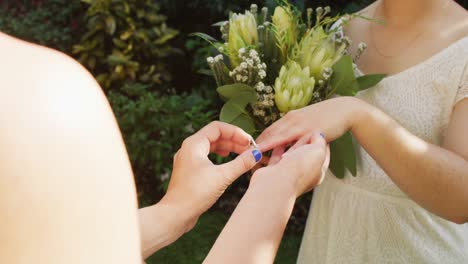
[370,0,450,59]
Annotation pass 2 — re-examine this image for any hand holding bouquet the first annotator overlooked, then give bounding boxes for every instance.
[195,1,384,178]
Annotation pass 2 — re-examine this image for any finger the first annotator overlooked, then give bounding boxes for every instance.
[320,145,331,178]
[183,121,252,157]
[210,140,250,155]
[199,121,251,146]
[219,148,263,182]
[256,123,302,153]
[279,132,327,168]
[269,145,286,166]
[287,135,311,154]
[215,150,230,157]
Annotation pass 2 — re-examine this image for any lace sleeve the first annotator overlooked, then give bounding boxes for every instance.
[455,61,468,105]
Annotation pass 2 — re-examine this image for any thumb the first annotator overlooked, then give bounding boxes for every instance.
[219,148,262,182]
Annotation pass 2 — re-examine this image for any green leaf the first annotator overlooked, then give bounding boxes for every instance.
[330,55,358,96]
[220,101,242,123]
[356,74,386,91]
[231,114,256,135]
[217,83,256,101]
[219,95,255,123]
[190,32,218,44]
[212,21,228,27]
[329,132,357,178]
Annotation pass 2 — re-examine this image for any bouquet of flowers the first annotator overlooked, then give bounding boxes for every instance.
[194,1,384,178]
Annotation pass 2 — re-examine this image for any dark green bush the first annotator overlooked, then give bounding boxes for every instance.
[108,83,215,205]
[0,0,84,52]
[73,0,178,90]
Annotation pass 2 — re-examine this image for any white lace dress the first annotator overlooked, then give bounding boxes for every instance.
[297,36,468,263]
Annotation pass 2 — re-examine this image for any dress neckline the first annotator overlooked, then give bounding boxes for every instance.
[356,36,468,82]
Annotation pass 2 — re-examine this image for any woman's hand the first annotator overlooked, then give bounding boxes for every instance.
[253,132,330,198]
[162,121,262,226]
[204,133,329,264]
[140,121,262,257]
[255,96,365,152]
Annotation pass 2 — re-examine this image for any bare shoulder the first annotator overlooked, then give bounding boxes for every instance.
[0,34,141,263]
[439,2,468,43]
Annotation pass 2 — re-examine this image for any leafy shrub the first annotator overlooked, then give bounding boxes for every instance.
[0,0,84,52]
[73,0,178,90]
[108,83,215,205]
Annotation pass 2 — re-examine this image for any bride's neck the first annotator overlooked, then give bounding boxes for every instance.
[379,0,448,27]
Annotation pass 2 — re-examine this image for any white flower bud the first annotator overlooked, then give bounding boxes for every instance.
[249,49,258,58]
[240,62,248,69]
[358,42,367,51]
[265,86,272,93]
[207,57,214,64]
[258,70,266,79]
[250,4,258,13]
[216,54,224,61]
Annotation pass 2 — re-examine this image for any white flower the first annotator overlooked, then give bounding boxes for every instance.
[218,46,225,53]
[250,4,258,13]
[240,62,248,69]
[358,42,367,51]
[215,54,224,62]
[265,86,272,93]
[236,74,242,81]
[239,47,246,55]
[255,82,265,92]
[246,59,254,66]
[258,70,266,79]
[249,49,258,58]
[313,92,320,98]
[207,57,214,64]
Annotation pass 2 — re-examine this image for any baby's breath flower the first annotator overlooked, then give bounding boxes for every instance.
[265,86,273,93]
[316,7,323,17]
[249,49,258,58]
[215,54,224,62]
[250,4,258,13]
[259,70,266,79]
[207,57,214,64]
[358,42,367,52]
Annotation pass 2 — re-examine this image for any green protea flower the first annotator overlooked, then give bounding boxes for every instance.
[272,5,298,63]
[274,61,315,113]
[228,11,258,67]
[294,26,347,81]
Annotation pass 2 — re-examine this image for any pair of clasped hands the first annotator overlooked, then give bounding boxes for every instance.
[163,119,330,235]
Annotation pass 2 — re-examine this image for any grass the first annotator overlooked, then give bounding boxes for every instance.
[146,210,302,264]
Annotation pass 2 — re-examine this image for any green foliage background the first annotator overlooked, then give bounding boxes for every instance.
[1,0,466,262]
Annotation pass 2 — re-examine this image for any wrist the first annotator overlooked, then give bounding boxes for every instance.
[158,195,198,233]
[341,96,369,133]
[249,168,298,199]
